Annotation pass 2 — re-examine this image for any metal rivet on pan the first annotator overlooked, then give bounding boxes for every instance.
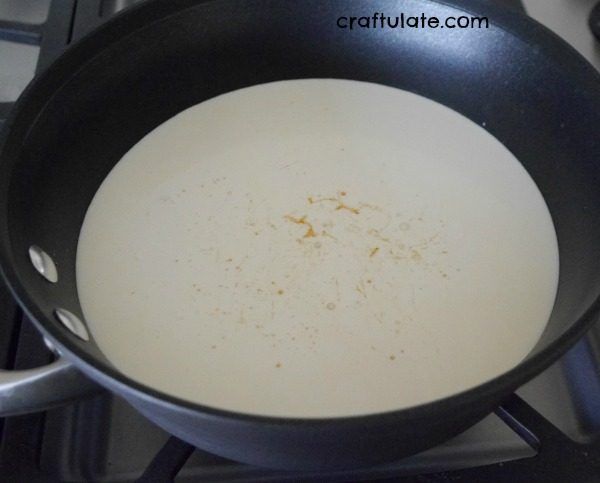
[43,336,61,355]
[54,308,89,341]
[28,246,58,283]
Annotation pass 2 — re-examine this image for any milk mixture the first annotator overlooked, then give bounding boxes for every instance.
[76,79,559,417]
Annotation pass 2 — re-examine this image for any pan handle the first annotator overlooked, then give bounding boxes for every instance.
[0,354,101,417]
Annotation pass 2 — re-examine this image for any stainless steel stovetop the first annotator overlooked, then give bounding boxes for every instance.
[0,1,599,481]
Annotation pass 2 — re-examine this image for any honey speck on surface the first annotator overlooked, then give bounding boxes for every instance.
[308,196,336,205]
[368,229,391,243]
[355,284,367,298]
[284,214,317,238]
[326,302,336,310]
[369,247,380,258]
[275,363,282,368]
[277,289,284,295]
[389,355,396,361]
[411,250,422,262]
[308,194,359,215]
[335,203,360,215]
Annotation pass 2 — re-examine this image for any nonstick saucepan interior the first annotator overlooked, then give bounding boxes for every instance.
[0,0,599,471]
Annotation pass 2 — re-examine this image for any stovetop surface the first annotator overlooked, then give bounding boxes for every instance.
[1,1,600,482]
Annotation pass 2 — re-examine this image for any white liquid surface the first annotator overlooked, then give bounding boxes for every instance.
[76,79,559,418]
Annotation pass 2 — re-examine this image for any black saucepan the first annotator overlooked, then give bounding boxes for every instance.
[0,0,599,471]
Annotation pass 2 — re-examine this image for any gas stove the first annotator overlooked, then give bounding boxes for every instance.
[1,1,599,481]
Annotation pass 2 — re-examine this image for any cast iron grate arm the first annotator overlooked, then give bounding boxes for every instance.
[134,393,600,482]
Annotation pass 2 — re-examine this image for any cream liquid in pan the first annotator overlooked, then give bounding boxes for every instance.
[76,79,559,418]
